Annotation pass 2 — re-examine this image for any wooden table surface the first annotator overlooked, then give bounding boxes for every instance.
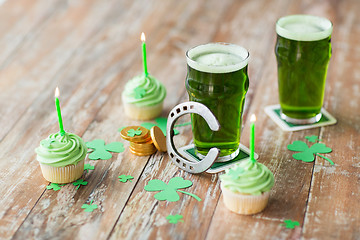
[0,0,359,239]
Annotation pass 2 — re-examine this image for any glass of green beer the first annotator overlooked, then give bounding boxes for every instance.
[275,15,333,124]
[186,43,249,160]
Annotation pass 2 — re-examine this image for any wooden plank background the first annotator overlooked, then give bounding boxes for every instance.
[0,0,359,239]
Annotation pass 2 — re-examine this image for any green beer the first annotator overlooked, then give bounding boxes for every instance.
[275,15,333,123]
[186,43,249,158]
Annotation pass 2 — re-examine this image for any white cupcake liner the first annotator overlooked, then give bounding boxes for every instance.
[123,101,163,120]
[221,183,270,215]
[39,159,85,184]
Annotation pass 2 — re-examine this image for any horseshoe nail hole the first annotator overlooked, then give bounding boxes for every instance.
[183,106,188,111]
[176,108,181,113]
[190,166,194,170]
[170,153,174,158]
[182,162,186,167]
[190,105,194,109]
[171,112,174,117]
[176,159,180,164]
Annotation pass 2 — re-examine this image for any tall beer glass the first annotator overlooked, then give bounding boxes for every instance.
[186,43,249,160]
[275,15,333,124]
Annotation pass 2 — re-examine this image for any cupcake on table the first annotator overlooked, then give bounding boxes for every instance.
[35,87,87,184]
[122,74,166,120]
[220,114,274,215]
[35,132,87,184]
[220,159,274,215]
[122,32,166,120]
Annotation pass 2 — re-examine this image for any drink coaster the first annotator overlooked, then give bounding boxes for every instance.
[177,144,258,174]
[264,104,337,132]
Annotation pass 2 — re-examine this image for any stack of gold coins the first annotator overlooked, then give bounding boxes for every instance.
[120,126,166,156]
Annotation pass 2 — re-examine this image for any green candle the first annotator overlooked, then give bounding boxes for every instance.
[55,87,65,136]
[141,32,148,77]
[250,114,256,163]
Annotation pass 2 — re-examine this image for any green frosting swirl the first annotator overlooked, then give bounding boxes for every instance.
[220,160,274,195]
[35,132,87,167]
[122,74,166,106]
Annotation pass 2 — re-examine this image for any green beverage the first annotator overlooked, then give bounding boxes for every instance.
[186,43,249,159]
[275,15,333,124]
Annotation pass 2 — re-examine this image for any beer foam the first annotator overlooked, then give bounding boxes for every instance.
[276,15,333,41]
[186,43,249,73]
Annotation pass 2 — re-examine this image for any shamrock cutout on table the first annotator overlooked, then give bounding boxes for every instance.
[144,177,201,202]
[118,175,134,183]
[127,127,142,137]
[287,140,334,165]
[86,139,125,160]
[46,183,65,191]
[141,117,179,136]
[281,219,300,229]
[134,86,146,99]
[227,167,244,180]
[305,135,321,143]
[81,200,98,212]
[166,214,184,224]
[41,139,55,148]
[73,179,88,189]
[84,164,95,173]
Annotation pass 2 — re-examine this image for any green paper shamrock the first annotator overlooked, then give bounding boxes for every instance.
[166,214,184,224]
[46,183,65,191]
[134,86,146,99]
[127,127,142,137]
[287,140,334,165]
[227,167,244,180]
[86,139,125,160]
[144,177,201,202]
[141,117,179,136]
[118,175,134,183]
[84,164,95,173]
[81,200,98,212]
[41,139,55,148]
[73,179,88,189]
[305,135,321,143]
[281,219,300,229]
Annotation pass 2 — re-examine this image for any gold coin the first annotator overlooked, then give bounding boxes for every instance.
[130,146,156,152]
[130,140,154,149]
[130,140,156,154]
[120,126,150,143]
[130,145,155,152]
[131,143,156,150]
[150,126,167,152]
[129,147,157,156]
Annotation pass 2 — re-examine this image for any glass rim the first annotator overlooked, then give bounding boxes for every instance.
[185,42,249,74]
[276,14,333,41]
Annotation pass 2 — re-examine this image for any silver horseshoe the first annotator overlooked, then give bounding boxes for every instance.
[166,102,220,174]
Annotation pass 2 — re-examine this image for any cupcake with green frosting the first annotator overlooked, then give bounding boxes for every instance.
[35,132,87,183]
[122,74,166,120]
[220,159,274,215]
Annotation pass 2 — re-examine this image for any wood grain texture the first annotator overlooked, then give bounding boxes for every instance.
[0,0,359,239]
[0,0,139,238]
[302,0,360,239]
[0,0,61,64]
[0,0,132,140]
[303,165,360,239]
